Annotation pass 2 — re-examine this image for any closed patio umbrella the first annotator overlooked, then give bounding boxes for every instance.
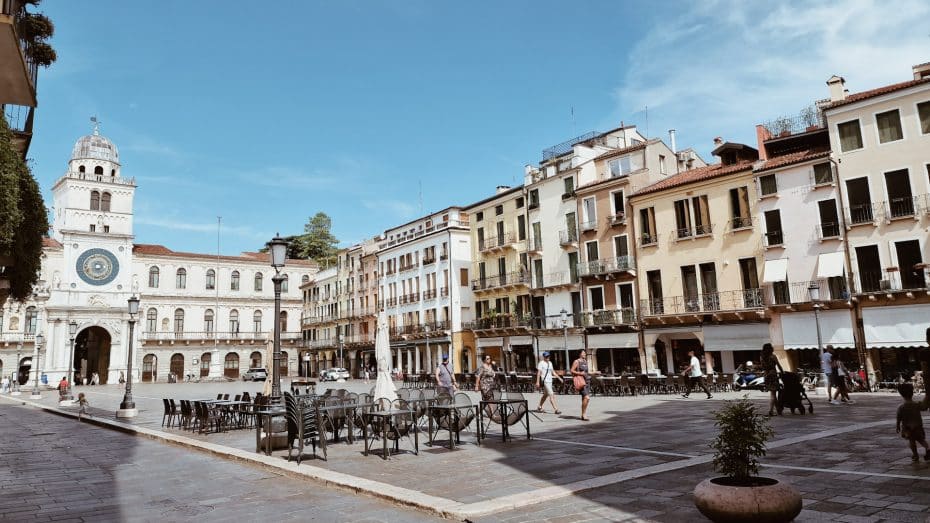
[373,312,396,404]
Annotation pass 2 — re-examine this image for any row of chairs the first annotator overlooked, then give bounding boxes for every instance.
[162,392,269,434]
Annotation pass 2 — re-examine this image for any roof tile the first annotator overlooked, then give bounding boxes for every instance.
[824,77,930,109]
[633,161,754,197]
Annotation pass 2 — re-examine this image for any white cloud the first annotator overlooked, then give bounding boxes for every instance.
[615,0,930,155]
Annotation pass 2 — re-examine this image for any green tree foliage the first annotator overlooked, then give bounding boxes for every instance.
[17,1,57,67]
[0,115,49,302]
[710,398,774,482]
[261,212,339,266]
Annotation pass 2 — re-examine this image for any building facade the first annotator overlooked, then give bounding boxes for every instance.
[0,128,315,386]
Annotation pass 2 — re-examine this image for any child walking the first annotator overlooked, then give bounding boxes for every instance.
[77,392,90,419]
[896,383,929,462]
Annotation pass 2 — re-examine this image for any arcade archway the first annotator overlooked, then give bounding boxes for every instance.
[75,326,112,385]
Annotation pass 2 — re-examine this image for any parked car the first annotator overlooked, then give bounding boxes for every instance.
[242,368,268,381]
[321,368,350,381]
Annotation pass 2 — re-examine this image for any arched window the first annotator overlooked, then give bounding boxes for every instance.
[148,266,159,288]
[254,272,263,292]
[90,191,100,211]
[101,192,111,212]
[170,353,184,379]
[176,268,186,289]
[230,271,240,291]
[206,269,215,290]
[249,351,262,368]
[78,165,85,173]
[204,309,214,334]
[229,309,240,334]
[24,306,37,334]
[200,353,211,377]
[279,311,288,332]
[281,274,289,293]
[146,308,157,332]
[94,166,103,175]
[302,275,310,284]
[252,310,262,334]
[224,352,240,378]
[110,169,116,177]
[173,308,184,336]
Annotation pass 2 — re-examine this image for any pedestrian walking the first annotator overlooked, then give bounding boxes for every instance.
[434,354,457,397]
[118,371,126,390]
[77,392,89,418]
[570,349,591,421]
[832,357,853,404]
[896,383,929,462]
[681,349,712,400]
[535,351,561,414]
[474,354,497,402]
[821,345,835,402]
[1,375,9,394]
[761,343,783,416]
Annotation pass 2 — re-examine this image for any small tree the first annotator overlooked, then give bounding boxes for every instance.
[710,398,774,484]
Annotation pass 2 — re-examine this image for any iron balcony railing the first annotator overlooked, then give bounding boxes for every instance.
[640,288,764,316]
[845,202,881,226]
[532,271,576,289]
[581,308,637,327]
[463,315,534,331]
[858,269,928,294]
[440,287,449,297]
[729,216,753,230]
[607,212,626,226]
[580,220,597,232]
[640,233,658,246]
[559,229,578,245]
[3,104,33,134]
[763,230,784,248]
[775,278,852,305]
[884,196,919,219]
[576,256,635,277]
[140,331,297,342]
[817,222,841,240]
[478,232,516,252]
[527,237,543,252]
[471,271,530,291]
[531,312,584,330]
[422,256,436,265]
[760,105,824,137]
[422,288,437,300]
[542,130,600,161]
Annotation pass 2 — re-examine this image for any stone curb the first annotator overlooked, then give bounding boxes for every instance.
[0,395,465,520]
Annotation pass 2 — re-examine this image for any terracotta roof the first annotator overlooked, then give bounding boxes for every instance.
[824,77,930,109]
[42,237,62,249]
[592,141,649,162]
[132,243,317,267]
[633,161,754,197]
[754,148,830,173]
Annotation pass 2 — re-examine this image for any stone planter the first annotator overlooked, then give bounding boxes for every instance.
[693,477,802,522]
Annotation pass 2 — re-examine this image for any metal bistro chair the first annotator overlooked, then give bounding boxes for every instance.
[162,399,179,428]
[178,399,194,429]
[385,399,417,456]
[482,389,527,438]
[285,392,324,463]
[444,392,475,437]
[320,397,348,443]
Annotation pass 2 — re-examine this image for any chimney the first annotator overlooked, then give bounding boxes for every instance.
[495,185,511,194]
[827,75,847,102]
[913,62,930,80]
[713,136,723,146]
[668,129,677,153]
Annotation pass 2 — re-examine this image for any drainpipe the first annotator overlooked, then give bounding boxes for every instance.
[830,155,872,390]
[628,198,649,374]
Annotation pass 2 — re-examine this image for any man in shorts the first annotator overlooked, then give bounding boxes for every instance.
[681,349,712,399]
[535,351,561,414]
[821,345,835,403]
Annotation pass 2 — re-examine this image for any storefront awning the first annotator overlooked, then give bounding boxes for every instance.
[781,310,855,349]
[537,335,585,351]
[509,336,533,346]
[476,337,503,348]
[863,305,930,349]
[587,333,639,349]
[816,252,846,279]
[703,323,771,352]
[762,259,789,283]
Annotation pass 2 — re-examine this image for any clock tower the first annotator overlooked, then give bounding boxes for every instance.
[50,122,136,296]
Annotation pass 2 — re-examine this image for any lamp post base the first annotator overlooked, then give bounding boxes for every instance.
[116,407,138,418]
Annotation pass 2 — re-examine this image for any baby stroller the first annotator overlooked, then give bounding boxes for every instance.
[777,371,813,415]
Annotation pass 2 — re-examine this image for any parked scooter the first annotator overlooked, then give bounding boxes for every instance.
[733,362,767,391]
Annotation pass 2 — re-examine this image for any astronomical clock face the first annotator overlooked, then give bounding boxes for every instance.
[76,248,119,286]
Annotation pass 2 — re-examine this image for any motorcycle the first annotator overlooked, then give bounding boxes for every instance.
[733,370,767,391]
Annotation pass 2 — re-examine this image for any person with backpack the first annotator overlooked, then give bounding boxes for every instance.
[435,354,457,396]
[535,351,561,414]
[570,350,591,421]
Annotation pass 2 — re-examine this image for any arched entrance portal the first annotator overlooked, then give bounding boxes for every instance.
[142,354,157,382]
[75,327,112,385]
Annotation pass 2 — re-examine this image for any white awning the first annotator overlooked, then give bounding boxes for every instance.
[509,336,534,346]
[587,333,640,349]
[702,323,771,352]
[476,337,503,348]
[762,259,789,283]
[817,252,846,279]
[863,305,930,349]
[537,335,585,351]
[781,310,855,349]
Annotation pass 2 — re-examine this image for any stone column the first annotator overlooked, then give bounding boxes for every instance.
[414,346,421,373]
[425,344,432,374]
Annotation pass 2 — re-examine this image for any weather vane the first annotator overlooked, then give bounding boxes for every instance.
[90,115,100,135]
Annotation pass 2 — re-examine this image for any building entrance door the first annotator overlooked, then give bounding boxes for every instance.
[75,327,112,384]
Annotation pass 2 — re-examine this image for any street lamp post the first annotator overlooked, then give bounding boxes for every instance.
[64,321,77,402]
[267,234,288,405]
[337,333,345,381]
[424,325,431,374]
[808,283,827,395]
[11,343,22,396]
[30,334,44,399]
[117,296,140,418]
[560,309,569,372]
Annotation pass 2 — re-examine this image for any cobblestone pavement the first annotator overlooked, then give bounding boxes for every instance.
[6,380,930,522]
[0,403,440,522]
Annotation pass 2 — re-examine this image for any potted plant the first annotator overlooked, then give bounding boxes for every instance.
[693,398,802,522]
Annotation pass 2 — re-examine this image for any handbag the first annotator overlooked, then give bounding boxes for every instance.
[573,375,586,391]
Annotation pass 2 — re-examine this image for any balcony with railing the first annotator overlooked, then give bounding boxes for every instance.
[141,331,279,343]
[527,236,543,253]
[422,288,437,300]
[1,0,39,107]
[440,287,449,297]
[845,203,881,226]
[542,130,600,161]
[422,256,436,266]
[463,314,533,332]
[607,212,626,227]
[471,271,530,292]
[4,103,33,156]
[576,256,635,278]
[728,216,753,231]
[640,288,765,318]
[581,308,637,328]
[639,233,658,247]
[302,314,337,326]
[0,332,35,345]
[531,271,577,292]
[580,220,597,233]
[559,229,578,246]
[479,232,517,252]
[817,222,841,241]
[858,266,928,295]
[763,230,784,248]
[61,170,137,187]
[883,196,922,220]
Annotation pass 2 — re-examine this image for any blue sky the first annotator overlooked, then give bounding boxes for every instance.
[29,0,930,255]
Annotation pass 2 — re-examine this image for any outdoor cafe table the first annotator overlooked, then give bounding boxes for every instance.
[477,397,530,445]
[427,404,462,450]
[254,407,286,456]
[363,408,418,460]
